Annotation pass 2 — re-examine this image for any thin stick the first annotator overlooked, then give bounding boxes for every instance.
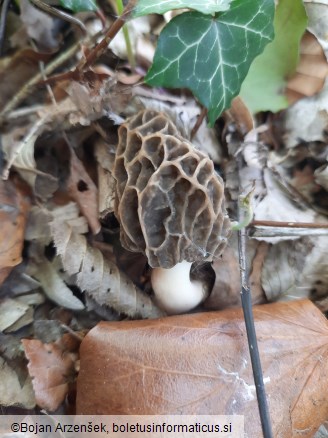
[39,0,137,87]
[77,0,137,70]
[116,0,135,69]
[190,107,207,140]
[251,220,328,228]
[249,226,328,238]
[29,0,87,35]
[238,225,273,438]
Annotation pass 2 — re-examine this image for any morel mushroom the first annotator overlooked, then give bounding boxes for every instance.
[113,110,231,314]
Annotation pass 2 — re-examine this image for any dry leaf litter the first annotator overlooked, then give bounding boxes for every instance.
[0,2,327,436]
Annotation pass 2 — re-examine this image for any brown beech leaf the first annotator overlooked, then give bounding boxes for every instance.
[22,335,79,411]
[0,179,30,285]
[77,300,328,438]
[67,147,101,235]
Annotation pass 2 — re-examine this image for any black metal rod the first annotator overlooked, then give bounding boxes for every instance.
[238,226,273,438]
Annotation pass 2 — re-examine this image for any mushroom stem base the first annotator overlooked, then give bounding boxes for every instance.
[151,261,206,315]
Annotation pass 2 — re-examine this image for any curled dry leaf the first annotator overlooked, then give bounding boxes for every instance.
[0,179,30,285]
[304,0,328,60]
[67,146,101,235]
[77,300,328,438]
[50,205,164,319]
[22,335,79,411]
[286,31,328,104]
[30,259,85,311]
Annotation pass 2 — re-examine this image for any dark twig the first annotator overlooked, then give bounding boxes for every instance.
[190,107,207,140]
[39,0,137,87]
[77,0,137,71]
[0,0,11,56]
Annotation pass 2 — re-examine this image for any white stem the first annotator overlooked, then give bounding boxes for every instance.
[151,261,206,315]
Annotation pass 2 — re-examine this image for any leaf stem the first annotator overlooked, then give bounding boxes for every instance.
[116,0,136,69]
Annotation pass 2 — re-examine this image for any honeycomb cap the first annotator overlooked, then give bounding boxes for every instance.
[113,109,231,269]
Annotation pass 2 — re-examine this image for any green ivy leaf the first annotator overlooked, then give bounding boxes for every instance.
[133,0,232,17]
[145,0,275,126]
[240,0,307,113]
[60,0,97,12]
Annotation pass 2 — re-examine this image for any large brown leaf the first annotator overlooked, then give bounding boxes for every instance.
[77,300,328,437]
